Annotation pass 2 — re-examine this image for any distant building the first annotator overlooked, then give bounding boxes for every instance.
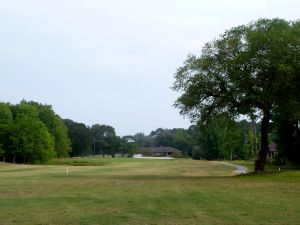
[150,147,181,157]
[268,143,277,158]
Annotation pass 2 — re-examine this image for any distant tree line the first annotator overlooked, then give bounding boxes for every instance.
[137,119,299,165]
[63,119,262,161]
[130,119,260,161]
[1,99,299,165]
[63,120,123,157]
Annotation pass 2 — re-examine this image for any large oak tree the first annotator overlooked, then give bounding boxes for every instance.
[173,18,300,171]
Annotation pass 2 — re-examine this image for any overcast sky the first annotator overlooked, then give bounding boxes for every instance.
[0,0,299,135]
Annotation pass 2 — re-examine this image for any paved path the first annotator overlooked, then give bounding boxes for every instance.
[219,162,248,174]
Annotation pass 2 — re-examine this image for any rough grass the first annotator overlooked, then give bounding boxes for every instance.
[0,158,299,225]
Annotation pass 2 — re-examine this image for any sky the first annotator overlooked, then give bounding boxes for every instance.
[0,0,299,136]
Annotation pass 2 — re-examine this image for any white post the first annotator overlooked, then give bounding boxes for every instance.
[66,167,69,174]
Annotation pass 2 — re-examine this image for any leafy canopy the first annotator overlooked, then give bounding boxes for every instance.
[173,18,300,122]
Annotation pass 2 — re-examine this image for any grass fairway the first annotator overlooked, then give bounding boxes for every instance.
[0,158,299,225]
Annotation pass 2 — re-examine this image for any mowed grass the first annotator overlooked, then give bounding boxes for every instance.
[0,158,299,225]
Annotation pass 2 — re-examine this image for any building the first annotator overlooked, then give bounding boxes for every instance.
[150,147,181,157]
[268,143,277,158]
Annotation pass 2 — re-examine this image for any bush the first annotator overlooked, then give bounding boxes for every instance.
[192,146,202,160]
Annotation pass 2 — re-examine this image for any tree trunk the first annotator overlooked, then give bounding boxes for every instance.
[255,110,271,171]
[251,118,258,155]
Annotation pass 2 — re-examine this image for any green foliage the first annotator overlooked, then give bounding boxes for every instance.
[0,103,13,158]
[63,121,121,157]
[273,116,300,165]
[9,103,56,163]
[128,120,257,161]
[0,101,72,163]
[137,147,153,156]
[64,119,92,157]
[173,18,300,170]
[26,101,71,157]
[0,99,261,162]
[121,136,138,156]
[0,100,123,162]
[188,118,258,161]
[192,145,202,160]
[133,132,154,147]
[91,124,118,157]
[198,121,221,160]
[0,103,13,124]
[172,129,193,155]
[150,128,193,155]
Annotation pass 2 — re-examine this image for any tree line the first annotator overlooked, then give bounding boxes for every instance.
[67,117,297,165]
[128,119,259,160]
[0,100,258,163]
[0,99,299,166]
[0,100,130,162]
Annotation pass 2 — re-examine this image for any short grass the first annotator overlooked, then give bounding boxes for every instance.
[0,157,299,225]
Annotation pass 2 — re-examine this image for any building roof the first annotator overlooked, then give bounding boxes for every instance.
[151,147,180,153]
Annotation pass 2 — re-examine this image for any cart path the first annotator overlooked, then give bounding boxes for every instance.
[218,162,248,174]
